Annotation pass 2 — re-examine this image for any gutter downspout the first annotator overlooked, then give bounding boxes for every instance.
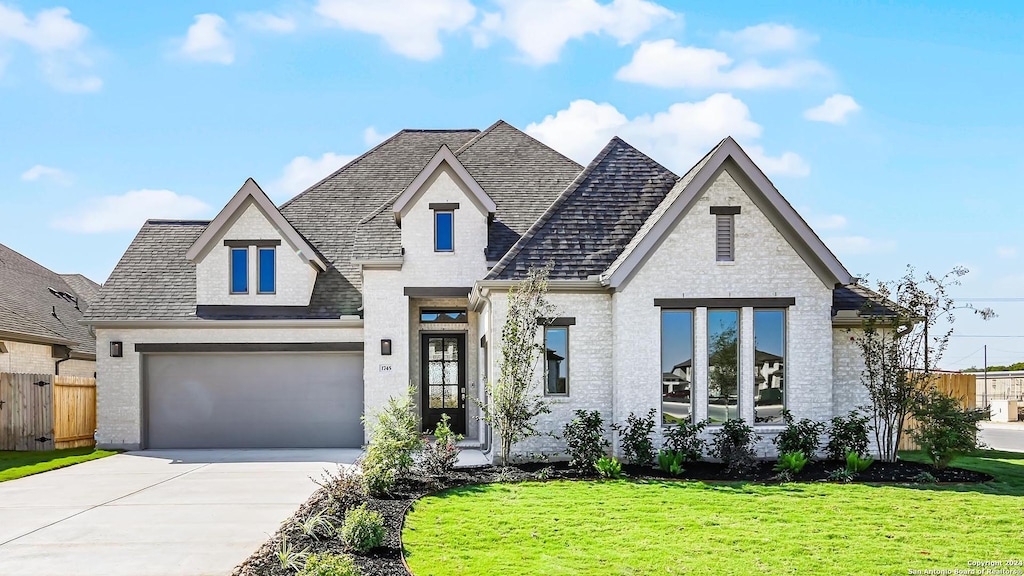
[54,349,72,376]
[478,286,495,460]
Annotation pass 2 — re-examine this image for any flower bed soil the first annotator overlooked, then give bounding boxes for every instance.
[232,459,991,576]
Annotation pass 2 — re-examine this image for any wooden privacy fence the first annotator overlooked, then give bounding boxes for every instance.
[0,373,96,451]
[899,372,977,451]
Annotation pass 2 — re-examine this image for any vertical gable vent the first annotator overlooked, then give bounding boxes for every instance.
[710,206,740,262]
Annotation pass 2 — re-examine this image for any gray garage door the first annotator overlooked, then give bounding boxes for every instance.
[144,352,363,449]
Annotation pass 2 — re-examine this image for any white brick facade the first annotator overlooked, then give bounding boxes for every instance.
[195,200,317,306]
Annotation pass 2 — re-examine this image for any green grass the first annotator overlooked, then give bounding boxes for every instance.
[403,451,1024,576]
[0,447,117,482]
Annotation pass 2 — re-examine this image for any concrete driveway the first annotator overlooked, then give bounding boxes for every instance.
[0,449,361,576]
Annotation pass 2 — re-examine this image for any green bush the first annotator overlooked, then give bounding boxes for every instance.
[773,409,824,459]
[656,450,685,476]
[909,387,987,469]
[361,389,423,495]
[825,411,871,461]
[594,456,622,479]
[562,410,609,469]
[611,409,657,466]
[420,413,463,476]
[298,508,336,541]
[710,419,761,473]
[341,504,386,554]
[662,418,707,462]
[276,537,309,572]
[298,553,358,576]
[773,451,809,474]
[845,451,873,474]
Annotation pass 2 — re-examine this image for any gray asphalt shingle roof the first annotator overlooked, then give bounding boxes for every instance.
[0,243,98,357]
[488,137,677,280]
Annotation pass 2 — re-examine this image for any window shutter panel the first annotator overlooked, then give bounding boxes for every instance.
[716,214,734,261]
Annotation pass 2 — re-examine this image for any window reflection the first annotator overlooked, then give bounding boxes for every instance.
[708,310,739,423]
[545,327,568,394]
[661,311,693,425]
[754,310,785,424]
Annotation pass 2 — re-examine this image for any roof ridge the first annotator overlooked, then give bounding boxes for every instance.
[486,137,625,279]
[454,120,506,155]
[404,128,480,133]
[455,119,583,170]
[146,219,211,225]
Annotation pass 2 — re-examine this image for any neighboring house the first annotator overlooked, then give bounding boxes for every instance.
[85,120,882,459]
[0,243,98,377]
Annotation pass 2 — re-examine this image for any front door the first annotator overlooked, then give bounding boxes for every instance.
[421,333,466,435]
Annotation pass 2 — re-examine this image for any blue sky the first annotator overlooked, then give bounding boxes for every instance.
[1,0,1021,369]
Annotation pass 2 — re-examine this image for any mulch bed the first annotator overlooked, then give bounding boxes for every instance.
[232,459,992,576]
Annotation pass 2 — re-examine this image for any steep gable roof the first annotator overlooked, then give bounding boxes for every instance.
[602,137,854,289]
[392,144,496,221]
[185,178,326,270]
[488,137,677,280]
[0,243,96,357]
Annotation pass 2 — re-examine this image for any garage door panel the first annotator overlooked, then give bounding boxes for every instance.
[145,353,363,449]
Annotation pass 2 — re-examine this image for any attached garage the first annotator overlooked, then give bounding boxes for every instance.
[143,350,363,449]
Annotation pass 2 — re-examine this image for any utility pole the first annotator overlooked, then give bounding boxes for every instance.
[983,345,988,409]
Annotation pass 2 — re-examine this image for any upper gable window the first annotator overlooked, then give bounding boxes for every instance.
[435,210,454,252]
[258,247,276,294]
[711,206,740,262]
[230,247,248,294]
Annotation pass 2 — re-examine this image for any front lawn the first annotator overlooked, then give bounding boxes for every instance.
[403,451,1024,576]
[0,447,117,482]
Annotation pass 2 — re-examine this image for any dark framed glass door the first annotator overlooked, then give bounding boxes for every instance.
[421,333,466,435]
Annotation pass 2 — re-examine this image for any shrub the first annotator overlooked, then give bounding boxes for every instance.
[825,411,871,461]
[276,537,309,572]
[340,504,386,554]
[298,553,358,576]
[827,467,854,483]
[912,471,938,484]
[656,450,685,476]
[909,387,987,469]
[361,389,423,494]
[420,413,463,476]
[709,419,761,474]
[298,508,337,541]
[662,419,708,462]
[594,456,622,479]
[845,451,873,474]
[773,409,824,459]
[773,451,809,475]
[562,410,609,469]
[611,409,657,466]
[313,466,365,514]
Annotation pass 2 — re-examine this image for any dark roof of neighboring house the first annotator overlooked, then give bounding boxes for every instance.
[833,283,900,316]
[86,121,582,321]
[488,137,677,280]
[59,274,102,306]
[0,243,97,357]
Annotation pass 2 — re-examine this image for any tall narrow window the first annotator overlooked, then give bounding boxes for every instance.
[716,214,734,261]
[258,247,276,294]
[754,310,786,424]
[544,326,569,395]
[708,310,739,422]
[661,310,694,425]
[230,247,248,294]
[435,211,454,252]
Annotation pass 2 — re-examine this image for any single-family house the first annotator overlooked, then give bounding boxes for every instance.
[85,121,881,459]
[0,243,98,377]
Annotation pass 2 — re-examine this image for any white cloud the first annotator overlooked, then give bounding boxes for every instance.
[804,94,861,124]
[824,235,896,256]
[271,152,357,200]
[52,190,211,233]
[721,23,816,53]
[179,14,234,64]
[363,126,391,147]
[21,164,70,184]
[315,0,475,60]
[525,94,808,177]
[996,246,1017,259]
[0,4,102,91]
[238,12,297,33]
[616,39,827,89]
[807,213,848,231]
[475,0,676,65]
